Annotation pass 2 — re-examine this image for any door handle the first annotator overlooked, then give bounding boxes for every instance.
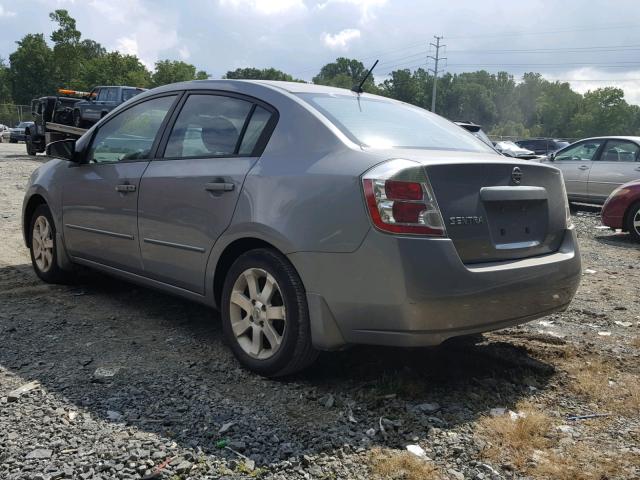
[115,184,136,193]
[205,182,234,192]
[635,166,640,171]
[578,165,590,170]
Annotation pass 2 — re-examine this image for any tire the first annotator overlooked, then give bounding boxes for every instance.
[73,110,83,128]
[26,136,37,156]
[221,248,318,377]
[625,201,640,242]
[29,204,73,284]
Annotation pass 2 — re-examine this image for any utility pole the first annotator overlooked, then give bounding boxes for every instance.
[427,35,446,113]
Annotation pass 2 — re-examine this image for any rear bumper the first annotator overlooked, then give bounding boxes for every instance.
[290,227,581,350]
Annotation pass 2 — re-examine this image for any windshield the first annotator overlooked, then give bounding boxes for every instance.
[17,122,30,128]
[298,93,495,153]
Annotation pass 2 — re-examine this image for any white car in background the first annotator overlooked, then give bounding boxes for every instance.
[0,124,10,143]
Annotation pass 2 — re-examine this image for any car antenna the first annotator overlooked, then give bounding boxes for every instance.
[351,60,378,94]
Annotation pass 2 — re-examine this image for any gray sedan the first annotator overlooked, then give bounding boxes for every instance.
[22,80,581,376]
[545,136,640,204]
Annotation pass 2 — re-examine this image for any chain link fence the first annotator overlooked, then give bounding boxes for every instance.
[0,104,31,128]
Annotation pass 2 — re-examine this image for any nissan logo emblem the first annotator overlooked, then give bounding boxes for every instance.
[512,167,523,184]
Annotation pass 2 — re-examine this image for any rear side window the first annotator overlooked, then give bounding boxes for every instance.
[239,106,272,155]
[87,95,176,163]
[298,93,494,153]
[598,140,640,162]
[164,95,253,158]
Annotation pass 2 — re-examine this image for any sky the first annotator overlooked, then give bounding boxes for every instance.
[2,0,640,104]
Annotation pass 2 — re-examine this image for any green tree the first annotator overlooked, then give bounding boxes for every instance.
[379,69,421,104]
[151,60,204,87]
[0,58,12,103]
[49,9,83,88]
[81,52,151,89]
[313,57,377,92]
[570,87,637,137]
[224,67,300,81]
[535,81,581,137]
[9,34,55,104]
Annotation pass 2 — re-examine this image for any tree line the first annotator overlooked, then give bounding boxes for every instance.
[2,10,639,139]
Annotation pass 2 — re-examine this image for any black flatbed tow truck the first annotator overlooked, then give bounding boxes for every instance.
[25,90,89,155]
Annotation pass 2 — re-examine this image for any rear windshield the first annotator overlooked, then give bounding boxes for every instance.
[297,93,495,153]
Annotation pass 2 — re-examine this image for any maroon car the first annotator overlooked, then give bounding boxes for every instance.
[601,179,640,242]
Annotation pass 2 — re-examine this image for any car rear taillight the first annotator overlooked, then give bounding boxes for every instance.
[362,159,446,236]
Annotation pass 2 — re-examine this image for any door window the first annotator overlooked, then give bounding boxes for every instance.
[164,95,254,158]
[555,140,604,162]
[105,87,119,102]
[87,95,176,164]
[597,140,639,162]
[97,88,109,101]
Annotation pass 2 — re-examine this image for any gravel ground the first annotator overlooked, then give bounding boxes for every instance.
[1,142,639,479]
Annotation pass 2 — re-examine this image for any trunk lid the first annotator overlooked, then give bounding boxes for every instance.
[371,149,568,263]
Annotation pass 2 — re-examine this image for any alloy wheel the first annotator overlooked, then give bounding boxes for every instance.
[633,209,640,236]
[229,268,286,360]
[32,215,54,273]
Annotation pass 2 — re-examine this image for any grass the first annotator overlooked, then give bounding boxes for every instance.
[531,444,636,480]
[476,402,553,470]
[369,448,443,480]
[564,356,640,415]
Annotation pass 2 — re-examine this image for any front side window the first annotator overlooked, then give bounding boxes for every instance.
[97,88,108,101]
[87,95,176,164]
[106,88,119,102]
[555,140,604,162]
[164,95,253,158]
[598,140,639,162]
[298,93,495,153]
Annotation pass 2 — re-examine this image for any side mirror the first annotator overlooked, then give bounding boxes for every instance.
[46,139,78,162]
[548,152,555,162]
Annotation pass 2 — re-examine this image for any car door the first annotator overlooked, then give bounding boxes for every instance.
[83,88,103,121]
[137,92,276,293]
[587,139,640,203]
[62,94,179,272]
[551,139,605,201]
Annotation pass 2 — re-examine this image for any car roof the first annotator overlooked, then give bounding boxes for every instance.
[146,79,375,98]
[576,136,640,142]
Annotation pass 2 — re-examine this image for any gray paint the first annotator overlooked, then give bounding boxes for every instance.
[23,79,582,351]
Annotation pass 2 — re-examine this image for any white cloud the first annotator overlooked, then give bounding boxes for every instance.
[116,36,139,56]
[322,28,361,50]
[179,46,191,60]
[317,0,387,23]
[0,4,16,17]
[545,68,640,106]
[219,0,306,15]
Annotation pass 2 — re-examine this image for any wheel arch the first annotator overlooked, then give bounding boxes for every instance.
[23,194,48,247]
[623,199,640,233]
[212,237,286,308]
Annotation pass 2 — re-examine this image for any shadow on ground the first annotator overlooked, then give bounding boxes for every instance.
[0,263,554,464]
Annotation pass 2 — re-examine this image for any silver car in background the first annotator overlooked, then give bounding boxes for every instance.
[22,81,581,376]
[545,136,640,204]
